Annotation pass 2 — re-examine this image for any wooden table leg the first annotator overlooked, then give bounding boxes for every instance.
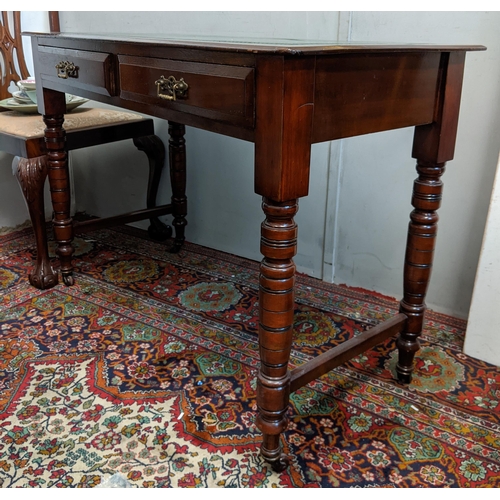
[42,89,74,286]
[15,155,58,289]
[167,121,187,253]
[398,161,445,383]
[253,56,314,469]
[256,197,298,472]
[397,51,466,383]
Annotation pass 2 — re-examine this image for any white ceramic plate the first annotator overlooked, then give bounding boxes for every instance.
[11,91,33,104]
[0,96,89,114]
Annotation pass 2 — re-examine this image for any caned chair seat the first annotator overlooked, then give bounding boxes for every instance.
[0,108,145,140]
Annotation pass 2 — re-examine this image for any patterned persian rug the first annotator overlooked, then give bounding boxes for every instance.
[0,224,499,488]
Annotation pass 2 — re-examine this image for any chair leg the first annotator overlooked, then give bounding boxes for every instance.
[14,156,58,290]
[133,135,172,241]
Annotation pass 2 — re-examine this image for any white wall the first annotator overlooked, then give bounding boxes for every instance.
[4,11,500,325]
[335,12,500,318]
[464,152,500,366]
[58,11,346,277]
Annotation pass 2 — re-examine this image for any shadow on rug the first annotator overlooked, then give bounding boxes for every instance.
[0,225,499,488]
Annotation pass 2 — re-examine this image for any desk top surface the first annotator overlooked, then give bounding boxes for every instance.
[28,32,486,55]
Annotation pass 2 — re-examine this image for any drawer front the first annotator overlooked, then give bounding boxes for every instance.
[36,46,115,97]
[118,55,254,127]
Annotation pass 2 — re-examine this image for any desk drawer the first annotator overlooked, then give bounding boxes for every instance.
[37,46,115,97]
[118,55,254,127]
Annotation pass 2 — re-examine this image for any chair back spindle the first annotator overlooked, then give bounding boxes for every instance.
[48,11,60,33]
[0,11,30,101]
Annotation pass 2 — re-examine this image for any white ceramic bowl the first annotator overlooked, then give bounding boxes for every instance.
[17,79,36,91]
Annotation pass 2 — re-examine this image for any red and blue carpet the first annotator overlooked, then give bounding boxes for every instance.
[0,225,499,488]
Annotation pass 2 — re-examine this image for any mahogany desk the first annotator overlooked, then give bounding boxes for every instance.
[28,33,485,470]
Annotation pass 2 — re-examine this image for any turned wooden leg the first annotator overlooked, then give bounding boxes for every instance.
[256,198,298,472]
[133,134,172,241]
[14,156,58,289]
[43,112,74,286]
[167,121,187,253]
[397,161,445,383]
[397,52,466,383]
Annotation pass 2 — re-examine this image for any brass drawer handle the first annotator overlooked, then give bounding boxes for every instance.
[55,61,79,79]
[155,75,188,101]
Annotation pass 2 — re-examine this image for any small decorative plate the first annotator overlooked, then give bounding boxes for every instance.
[11,91,33,104]
[17,79,37,91]
[0,96,89,114]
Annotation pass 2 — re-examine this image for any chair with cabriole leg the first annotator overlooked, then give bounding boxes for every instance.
[0,11,171,289]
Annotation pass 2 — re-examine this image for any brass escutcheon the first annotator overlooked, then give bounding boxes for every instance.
[55,61,79,79]
[155,75,189,101]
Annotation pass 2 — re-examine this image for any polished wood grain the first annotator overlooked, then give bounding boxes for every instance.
[312,52,441,143]
[132,134,168,240]
[257,198,298,471]
[119,55,255,127]
[42,88,74,284]
[168,121,188,253]
[255,56,314,201]
[48,11,60,33]
[36,46,116,97]
[29,32,484,471]
[0,12,29,100]
[398,52,467,383]
[290,314,407,392]
[14,155,58,289]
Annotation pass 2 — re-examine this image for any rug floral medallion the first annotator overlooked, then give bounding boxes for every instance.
[0,226,499,488]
